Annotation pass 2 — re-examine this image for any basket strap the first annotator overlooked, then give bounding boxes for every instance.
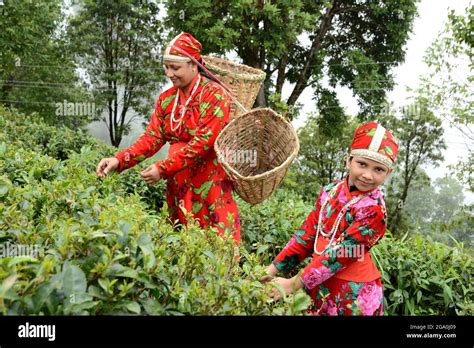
[167,44,248,114]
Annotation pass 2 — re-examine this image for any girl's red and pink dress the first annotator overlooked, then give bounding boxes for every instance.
[273,122,399,315]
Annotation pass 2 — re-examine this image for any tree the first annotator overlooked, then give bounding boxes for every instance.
[450,152,474,192]
[398,167,434,228]
[437,204,473,249]
[380,100,446,234]
[282,114,359,199]
[0,0,88,127]
[421,6,473,191]
[69,0,165,146]
[432,176,465,223]
[402,173,466,235]
[165,0,418,122]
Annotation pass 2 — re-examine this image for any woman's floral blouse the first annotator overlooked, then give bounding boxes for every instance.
[115,73,240,242]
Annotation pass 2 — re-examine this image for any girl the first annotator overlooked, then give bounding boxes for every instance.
[261,122,398,315]
[96,32,240,243]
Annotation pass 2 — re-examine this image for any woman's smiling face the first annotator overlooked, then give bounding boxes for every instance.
[163,60,196,91]
[346,156,391,192]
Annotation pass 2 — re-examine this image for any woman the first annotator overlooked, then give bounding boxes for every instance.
[96,32,240,242]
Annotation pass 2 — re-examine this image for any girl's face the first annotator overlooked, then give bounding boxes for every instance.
[346,156,391,192]
[163,60,197,91]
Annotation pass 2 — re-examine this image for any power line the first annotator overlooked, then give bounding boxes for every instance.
[11,60,404,71]
[0,79,162,88]
[0,82,159,93]
[14,63,165,73]
[0,99,58,105]
[0,77,396,94]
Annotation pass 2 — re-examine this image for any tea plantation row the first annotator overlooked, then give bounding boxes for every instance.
[0,106,472,315]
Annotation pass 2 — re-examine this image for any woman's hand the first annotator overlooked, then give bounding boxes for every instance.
[140,164,162,185]
[96,157,120,177]
[268,275,304,301]
[259,263,279,283]
[268,277,293,301]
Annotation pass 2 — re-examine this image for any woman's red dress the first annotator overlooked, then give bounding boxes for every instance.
[115,73,240,242]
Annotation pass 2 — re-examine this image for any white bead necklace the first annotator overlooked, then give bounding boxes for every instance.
[170,74,201,132]
[313,181,366,255]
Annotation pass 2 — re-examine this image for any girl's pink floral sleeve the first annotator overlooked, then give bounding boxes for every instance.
[272,189,324,275]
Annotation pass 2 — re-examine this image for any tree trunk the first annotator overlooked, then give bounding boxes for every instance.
[390,135,427,234]
[287,0,340,106]
[275,51,289,96]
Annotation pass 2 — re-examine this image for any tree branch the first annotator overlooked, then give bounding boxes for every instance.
[275,51,289,96]
[287,0,341,106]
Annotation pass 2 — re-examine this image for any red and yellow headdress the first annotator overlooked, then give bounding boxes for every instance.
[163,32,202,63]
[350,122,398,169]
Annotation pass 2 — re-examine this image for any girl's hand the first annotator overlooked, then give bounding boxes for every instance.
[140,164,162,185]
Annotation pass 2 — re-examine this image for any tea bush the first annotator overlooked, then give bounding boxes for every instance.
[0,191,310,315]
[372,232,473,315]
[0,106,311,315]
[0,106,111,159]
[237,189,312,264]
[240,193,474,315]
[1,106,472,315]
[0,106,166,211]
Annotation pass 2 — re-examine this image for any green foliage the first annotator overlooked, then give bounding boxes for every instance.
[165,0,418,117]
[282,114,359,199]
[241,196,474,315]
[266,93,300,121]
[428,205,474,250]
[379,101,446,234]
[449,152,474,193]
[0,0,90,127]
[423,6,473,130]
[1,106,472,316]
[68,0,166,147]
[0,109,102,162]
[314,88,346,137]
[421,6,473,192]
[0,106,310,315]
[431,176,465,222]
[238,187,474,316]
[237,189,312,265]
[383,159,471,249]
[372,232,474,315]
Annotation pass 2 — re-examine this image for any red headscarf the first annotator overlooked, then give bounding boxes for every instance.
[350,122,398,169]
[163,32,202,63]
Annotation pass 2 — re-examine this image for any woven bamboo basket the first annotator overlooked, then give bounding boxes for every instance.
[214,108,300,205]
[203,56,266,120]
